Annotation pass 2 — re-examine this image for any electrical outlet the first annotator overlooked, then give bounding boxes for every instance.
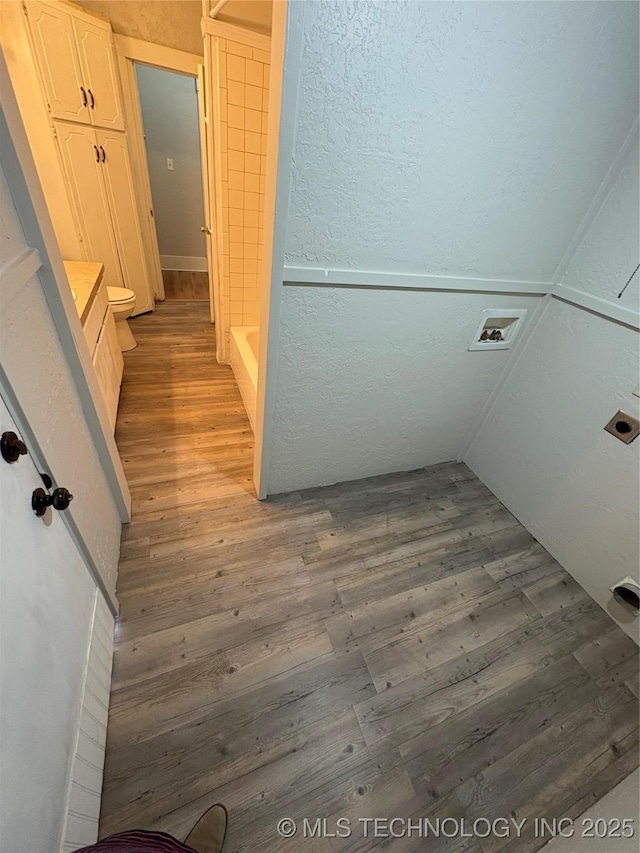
[166,158,174,171]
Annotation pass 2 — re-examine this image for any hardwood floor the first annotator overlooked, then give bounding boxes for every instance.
[100,301,639,852]
[162,270,210,300]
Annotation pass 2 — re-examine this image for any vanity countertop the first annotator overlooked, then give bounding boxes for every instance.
[63,260,105,325]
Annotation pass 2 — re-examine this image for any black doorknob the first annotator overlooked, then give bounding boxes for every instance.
[32,487,51,517]
[1,431,27,463]
[32,486,74,517]
[52,487,74,511]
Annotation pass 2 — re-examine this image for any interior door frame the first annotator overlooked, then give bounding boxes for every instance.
[114,35,215,317]
[200,4,289,496]
[197,62,218,326]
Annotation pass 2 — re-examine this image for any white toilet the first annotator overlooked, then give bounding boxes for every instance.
[108,287,137,351]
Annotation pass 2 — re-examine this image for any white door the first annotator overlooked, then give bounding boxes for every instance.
[97,128,154,313]
[197,63,217,325]
[73,17,125,131]
[54,121,124,291]
[1,59,121,851]
[26,0,90,124]
[0,397,105,853]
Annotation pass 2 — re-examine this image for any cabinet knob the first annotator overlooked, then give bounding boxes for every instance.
[1,431,27,464]
[80,86,87,107]
[88,89,95,109]
[201,225,211,234]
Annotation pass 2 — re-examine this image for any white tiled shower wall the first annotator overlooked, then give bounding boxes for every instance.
[216,37,269,357]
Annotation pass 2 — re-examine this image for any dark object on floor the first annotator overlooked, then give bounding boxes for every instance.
[74,804,228,853]
[73,829,197,852]
[184,804,228,853]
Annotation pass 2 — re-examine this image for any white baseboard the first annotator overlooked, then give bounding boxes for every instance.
[160,255,208,272]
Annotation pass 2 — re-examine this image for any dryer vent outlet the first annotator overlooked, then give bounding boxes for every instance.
[610,577,640,616]
[604,410,640,444]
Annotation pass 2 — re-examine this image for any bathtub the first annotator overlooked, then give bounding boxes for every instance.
[230,326,259,430]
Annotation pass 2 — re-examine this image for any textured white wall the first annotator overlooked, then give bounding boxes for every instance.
[465,139,640,641]
[286,0,639,281]
[268,287,543,493]
[465,299,639,641]
[559,131,640,306]
[265,0,639,498]
[136,64,206,262]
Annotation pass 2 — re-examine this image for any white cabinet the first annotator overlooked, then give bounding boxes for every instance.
[92,307,124,432]
[82,277,110,353]
[65,261,124,432]
[27,0,124,130]
[54,121,124,291]
[54,121,153,312]
[25,1,153,314]
[74,16,125,130]
[97,130,149,299]
[26,0,89,124]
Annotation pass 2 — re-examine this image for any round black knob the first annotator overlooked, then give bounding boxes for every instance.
[32,486,74,516]
[32,487,53,517]
[1,431,27,464]
[52,487,74,511]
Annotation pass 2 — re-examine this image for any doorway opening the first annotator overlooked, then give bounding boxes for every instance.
[135,65,210,303]
[103,1,284,496]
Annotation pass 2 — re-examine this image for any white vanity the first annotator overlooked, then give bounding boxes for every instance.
[64,260,123,432]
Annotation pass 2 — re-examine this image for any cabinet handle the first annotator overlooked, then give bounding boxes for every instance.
[94,144,100,162]
[88,89,95,109]
[80,86,87,107]
[100,146,106,163]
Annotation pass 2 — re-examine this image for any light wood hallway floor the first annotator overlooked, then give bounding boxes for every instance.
[100,301,639,852]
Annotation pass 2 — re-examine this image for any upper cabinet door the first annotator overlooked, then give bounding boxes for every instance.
[27,1,90,124]
[73,18,125,131]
